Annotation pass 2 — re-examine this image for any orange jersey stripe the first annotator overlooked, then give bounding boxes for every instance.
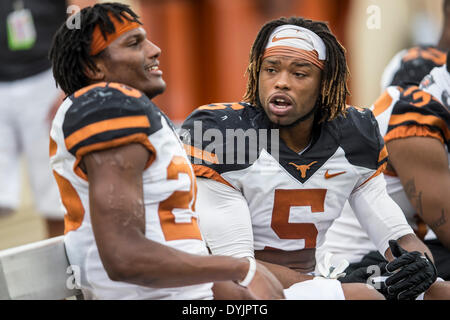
[193,164,235,190]
[52,170,85,234]
[65,115,150,151]
[384,125,445,145]
[198,103,245,111]
[73,82,107,98]
[49,137,57,157]
[72,133,156,181]
[389,113,449,140]
[357,162,388,189]
[378,145,388,163]
[372,90,393,117]
[403,86,417,97]
[183,144,219,164]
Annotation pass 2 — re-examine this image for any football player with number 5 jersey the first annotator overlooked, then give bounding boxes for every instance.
[182,17,439,300]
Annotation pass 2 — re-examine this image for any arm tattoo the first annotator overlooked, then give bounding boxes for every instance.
[404,179,424,216]
[429,209,448,229]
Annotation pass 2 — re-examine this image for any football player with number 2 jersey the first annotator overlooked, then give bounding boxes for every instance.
[48,3,284,300]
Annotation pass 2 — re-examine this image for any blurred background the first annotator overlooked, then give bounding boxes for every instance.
[0,0,445,249]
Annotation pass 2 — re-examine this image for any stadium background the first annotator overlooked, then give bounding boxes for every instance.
[0,0,443,250]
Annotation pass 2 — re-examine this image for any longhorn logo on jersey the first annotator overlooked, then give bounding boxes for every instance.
[288,161,317,178]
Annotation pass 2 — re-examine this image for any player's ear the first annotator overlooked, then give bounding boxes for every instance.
[85,49,111,82]
[84,60,106,82]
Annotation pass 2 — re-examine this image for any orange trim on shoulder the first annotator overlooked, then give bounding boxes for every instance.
[65,115,150,151]
[357,162,388,189]
[192,164,235,190]
[230,103,245,110]
[73,82,107,98]
[372,90,393,117]
[197,103,245,111]
[52,170,85,234]
[389,113,449,140]
[73,133,156,181]
[384,124,446,145]
[378,145,388,163]
[49,136,57,157]
[183,144,219,164]
[108,82,142,98]
[198,105,227,111]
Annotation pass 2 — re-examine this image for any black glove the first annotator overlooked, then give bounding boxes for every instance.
[339,262,388,284]
[381,240,437,300]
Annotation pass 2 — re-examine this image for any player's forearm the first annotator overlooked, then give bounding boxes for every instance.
[420,197,450,250]
[105,237,251,288]
[256,260,313,288]
[384,233,433,262]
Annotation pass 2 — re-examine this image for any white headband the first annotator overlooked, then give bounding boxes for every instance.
[263,25,327,69]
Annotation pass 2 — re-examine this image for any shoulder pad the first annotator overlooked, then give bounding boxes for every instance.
[63,82,162,156]
[386,85,449,147]
[329,106,386,170]
[181,102,272,174]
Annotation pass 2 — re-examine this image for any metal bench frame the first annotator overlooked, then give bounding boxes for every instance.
[0,236,83,300]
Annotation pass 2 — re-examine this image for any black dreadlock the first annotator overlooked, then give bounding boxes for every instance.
[243,16,350,123]
[49,2,142,96]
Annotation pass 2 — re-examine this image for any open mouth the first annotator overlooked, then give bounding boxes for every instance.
[268,93,293,115]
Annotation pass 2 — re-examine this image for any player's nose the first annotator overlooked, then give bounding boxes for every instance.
[144,39,161,60]
[274,71,290,90]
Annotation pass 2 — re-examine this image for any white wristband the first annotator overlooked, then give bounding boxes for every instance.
[238,257,256,287]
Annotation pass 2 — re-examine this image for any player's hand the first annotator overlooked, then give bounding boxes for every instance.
[339,262,388,284]
[382,240,437,300]
[247,261,285,300]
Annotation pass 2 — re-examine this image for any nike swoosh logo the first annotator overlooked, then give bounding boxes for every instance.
[272,35,307,42]
[324,170,346,179]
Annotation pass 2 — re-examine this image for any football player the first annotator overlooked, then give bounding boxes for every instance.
[318,2,450,299]
[48,2,284,300]
[318,55,450,298]
[181,17,437,300]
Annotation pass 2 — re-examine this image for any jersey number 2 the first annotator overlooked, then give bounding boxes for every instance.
[158,155,202,241]
[271,189,327,248]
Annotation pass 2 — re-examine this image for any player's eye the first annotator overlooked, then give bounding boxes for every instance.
[265,67,277,73]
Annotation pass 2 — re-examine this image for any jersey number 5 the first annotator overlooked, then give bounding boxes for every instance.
[271,189,327,248]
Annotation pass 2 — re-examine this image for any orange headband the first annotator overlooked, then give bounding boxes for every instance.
[90,12,141,56]
[262,46,325,70]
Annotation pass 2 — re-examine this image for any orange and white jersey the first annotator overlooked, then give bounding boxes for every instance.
[181,103,412,259]
[317,65,449,264]
[50,82,212,300]
[373,64,449,237]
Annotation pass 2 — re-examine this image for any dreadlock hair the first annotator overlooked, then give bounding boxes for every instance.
[49,2,142,96]
[243,16,350,123]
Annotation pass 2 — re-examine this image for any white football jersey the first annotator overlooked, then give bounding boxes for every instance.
[50,82,212,300]
[181,102,412,260]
